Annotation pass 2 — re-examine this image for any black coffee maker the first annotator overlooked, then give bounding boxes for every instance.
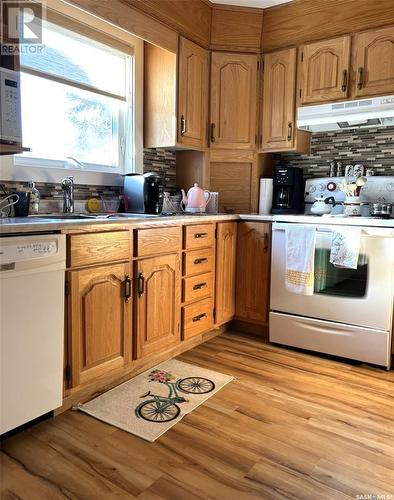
[271,166,304,214]
[123,172,164,214]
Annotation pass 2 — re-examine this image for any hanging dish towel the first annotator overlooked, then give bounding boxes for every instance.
[330,227,361,269]
[285,225,316,295]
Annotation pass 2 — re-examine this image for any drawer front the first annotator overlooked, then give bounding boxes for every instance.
[183,272,213,303]
[184,248,214,276]
[182,298,213,340]
[68,231,130,268]
[184,224,215,250]
[136,226,180,257]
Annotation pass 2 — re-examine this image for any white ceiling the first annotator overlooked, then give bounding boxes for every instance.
[211,0,291,8]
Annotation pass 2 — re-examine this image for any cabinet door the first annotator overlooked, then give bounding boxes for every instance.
[235,222,271,324]
[210,52,258,149]
[300,35,351,104]
[135,254,180,359]
[215,222,237,325]
[178,37,209,149]
[262,48,296,151]
[68,263,132,388]
[353,26,394,98]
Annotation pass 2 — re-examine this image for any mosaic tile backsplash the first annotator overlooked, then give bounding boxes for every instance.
[0,148,176,212]
[275,126,394,178]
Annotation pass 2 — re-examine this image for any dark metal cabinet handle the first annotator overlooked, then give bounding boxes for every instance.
[193,282,207,290]
[124,275,131,302]
[192,313,207,322]
[137,272,144,297]
[263,233,269,253]
[194,232,208,239]
[180,115,186,136]
[193,257,208,264]
[287,122,292,141]
[210,123,216,143]
[357,67,364,90]
[341,69,348,92]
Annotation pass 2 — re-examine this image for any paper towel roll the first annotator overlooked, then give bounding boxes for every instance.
[259,178,273,214]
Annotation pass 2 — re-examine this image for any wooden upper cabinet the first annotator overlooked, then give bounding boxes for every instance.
[262,48,296,151]
[210,52,258,149]
[215,222,237,325]
[235,222,271,325]
[353,26,394,98]
[68,263,132,388]
[300,35,351,104]
[177,37,209,149]
[135,254,180,359]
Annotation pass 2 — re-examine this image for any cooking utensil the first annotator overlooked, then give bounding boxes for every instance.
[370,202,393,218]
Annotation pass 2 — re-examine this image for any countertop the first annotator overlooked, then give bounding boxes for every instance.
[1,212,393,234]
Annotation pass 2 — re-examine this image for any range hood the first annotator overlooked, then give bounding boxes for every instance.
[297,95,394,132]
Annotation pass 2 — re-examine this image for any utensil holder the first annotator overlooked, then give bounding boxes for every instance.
[343,196,361,216]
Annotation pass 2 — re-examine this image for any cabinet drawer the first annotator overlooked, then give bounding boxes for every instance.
[183,248,214,276]
[183,272,213,303]
[184,224,215,250]
[182,298,213,340]
[135,226,180,257]
[67,231,130,268]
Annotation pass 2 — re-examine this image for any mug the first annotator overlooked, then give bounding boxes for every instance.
[13,191,31,217]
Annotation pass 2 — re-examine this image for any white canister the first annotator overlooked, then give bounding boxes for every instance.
[206,192,219,213]
[344,196,361,216]
[259,178,273,215]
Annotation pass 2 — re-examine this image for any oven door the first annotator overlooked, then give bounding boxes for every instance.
[271,223,394,331]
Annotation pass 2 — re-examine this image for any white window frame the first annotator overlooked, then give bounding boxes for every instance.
[2,4,143,186]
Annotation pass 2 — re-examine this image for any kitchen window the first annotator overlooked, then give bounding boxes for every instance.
[16,15,135,174]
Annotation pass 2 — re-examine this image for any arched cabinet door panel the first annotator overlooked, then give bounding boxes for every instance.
[262,48,296,151]
[353,26,394,98]
[210,52,258,149]
[68,263,132,388]
[135,254,180,359]
[178,37,209,149]
[215,222,237,325]
[300,35,351,104]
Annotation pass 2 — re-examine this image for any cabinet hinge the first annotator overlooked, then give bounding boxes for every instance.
[262,60,264,71]
[213,307,216,321]
[64,364,71,381]
[65,280,70,296]
[215,227,218,239]
[299,88,302,98]
[301,51,304,62]
[257,60,260,71]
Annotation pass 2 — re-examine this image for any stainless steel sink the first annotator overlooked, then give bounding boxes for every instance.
[28,214,99,220]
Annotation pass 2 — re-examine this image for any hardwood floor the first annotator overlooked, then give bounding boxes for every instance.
[1,332,394,499]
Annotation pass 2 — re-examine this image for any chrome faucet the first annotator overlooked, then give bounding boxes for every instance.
[61,176,74,213]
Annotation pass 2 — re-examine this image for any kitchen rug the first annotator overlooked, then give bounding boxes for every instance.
[76,359,234,442]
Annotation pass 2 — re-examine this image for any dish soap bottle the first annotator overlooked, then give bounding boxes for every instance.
[28,181,40,214]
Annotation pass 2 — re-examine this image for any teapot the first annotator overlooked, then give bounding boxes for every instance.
[180,184,211,213]
[311,195,336,215]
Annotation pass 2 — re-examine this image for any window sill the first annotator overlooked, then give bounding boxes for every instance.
[0,155,131,186]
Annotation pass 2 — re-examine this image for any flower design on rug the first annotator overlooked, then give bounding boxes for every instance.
[148,369,176,383]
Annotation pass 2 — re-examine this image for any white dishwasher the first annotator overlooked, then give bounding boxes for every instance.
[0,233,66,434]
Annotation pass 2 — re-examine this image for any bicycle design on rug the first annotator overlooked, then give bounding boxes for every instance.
[135,369,215,423]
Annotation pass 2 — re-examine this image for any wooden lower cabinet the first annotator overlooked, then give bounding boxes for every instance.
[135,254,181,359]
[215,222,237,325]
[67,263,132,388]
[235,222,271,324]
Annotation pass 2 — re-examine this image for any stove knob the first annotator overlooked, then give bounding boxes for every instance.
[318,183,326,192]
[309,185,316,193]
[386,182,394,192]
[327,181,337,192]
